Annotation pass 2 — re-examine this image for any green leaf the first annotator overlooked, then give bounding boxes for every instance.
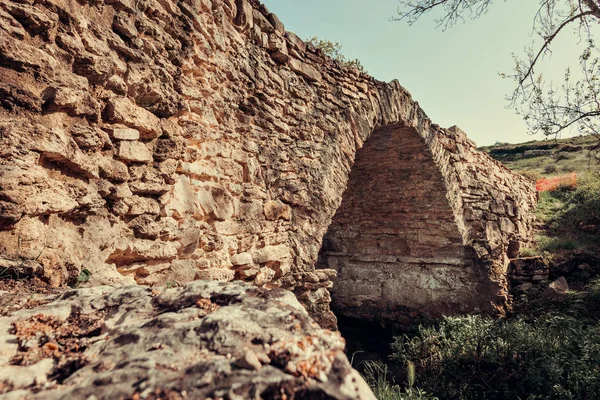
[77,268,91,283]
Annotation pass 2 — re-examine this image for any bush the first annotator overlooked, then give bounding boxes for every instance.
[520,169,542,181]
[306,36,367,73]
[586,278,600,305]
[392,315,600,400]
[544,164,558,174]
[553,152,574,161]
[561,164,577,173]
[519,247,538,257]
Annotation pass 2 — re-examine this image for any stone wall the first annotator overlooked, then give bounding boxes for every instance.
[0,0,536,327]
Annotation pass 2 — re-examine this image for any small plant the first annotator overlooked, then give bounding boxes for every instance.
[68,268,92,288]
[0,236,45,279]
[586,278,600,304]
[361,360,438,400]
[561,163,577,173]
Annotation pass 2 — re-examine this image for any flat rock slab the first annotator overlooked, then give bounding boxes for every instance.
[0,281,374,400]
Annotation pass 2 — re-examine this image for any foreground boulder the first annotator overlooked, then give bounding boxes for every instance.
[0,281,374,399]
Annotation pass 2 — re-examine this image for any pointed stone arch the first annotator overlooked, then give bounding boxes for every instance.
[318,123,496,322]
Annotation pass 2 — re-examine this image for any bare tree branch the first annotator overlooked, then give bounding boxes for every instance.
[517,11,594,88]
[395,0,600,152]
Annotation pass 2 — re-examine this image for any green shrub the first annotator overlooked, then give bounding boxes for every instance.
[519,247,538,257]
[392,315,600,400]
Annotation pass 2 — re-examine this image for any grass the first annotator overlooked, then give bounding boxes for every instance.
[552,174,600,228]
[518,247,539,257]
[485,138,599,259]
[518,172,600,257]
[361,360,438,400]
[536,234,579,252]
[391,315,600,400]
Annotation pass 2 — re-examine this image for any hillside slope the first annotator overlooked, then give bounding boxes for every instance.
[480,135,599,179]
[483,135,599,295]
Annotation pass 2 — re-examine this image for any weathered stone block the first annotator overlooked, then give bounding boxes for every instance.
[73,54,115,85]
[126,196,160,216]
[252,244,290,264]
[105,127,140,141]
[179,228,201,256]
[195,267,235,282]
[289,58,322,82]
[542,276,569,300]
[231,252,253,266]
[509,257,549,277]
[234,0,253,31]
[117,141,153,163]
[112,14,138,38]
[252,9,274,33]
[42,86,99,118]
[267,13,284,33]
[268,34,289,64]
[98,157,130,182]
[0,281,376,398]
[263,200,291,221]
[161,176,196,219]
[196,184,234,221]
[108,184,133,200]
[29,127,99,179]
[104,97,161,139]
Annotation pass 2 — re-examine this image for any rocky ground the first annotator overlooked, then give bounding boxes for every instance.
[0,280,375,400]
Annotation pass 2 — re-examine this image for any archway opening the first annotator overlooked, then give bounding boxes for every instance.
[318,124,485,324]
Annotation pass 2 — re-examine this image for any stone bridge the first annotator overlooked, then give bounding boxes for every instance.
[0,0,536,328]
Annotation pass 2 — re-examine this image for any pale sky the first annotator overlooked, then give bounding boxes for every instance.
[261,0,589,146]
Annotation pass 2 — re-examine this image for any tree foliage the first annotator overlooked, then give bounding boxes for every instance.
[395,0,600,147]
[306,36,367,73]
